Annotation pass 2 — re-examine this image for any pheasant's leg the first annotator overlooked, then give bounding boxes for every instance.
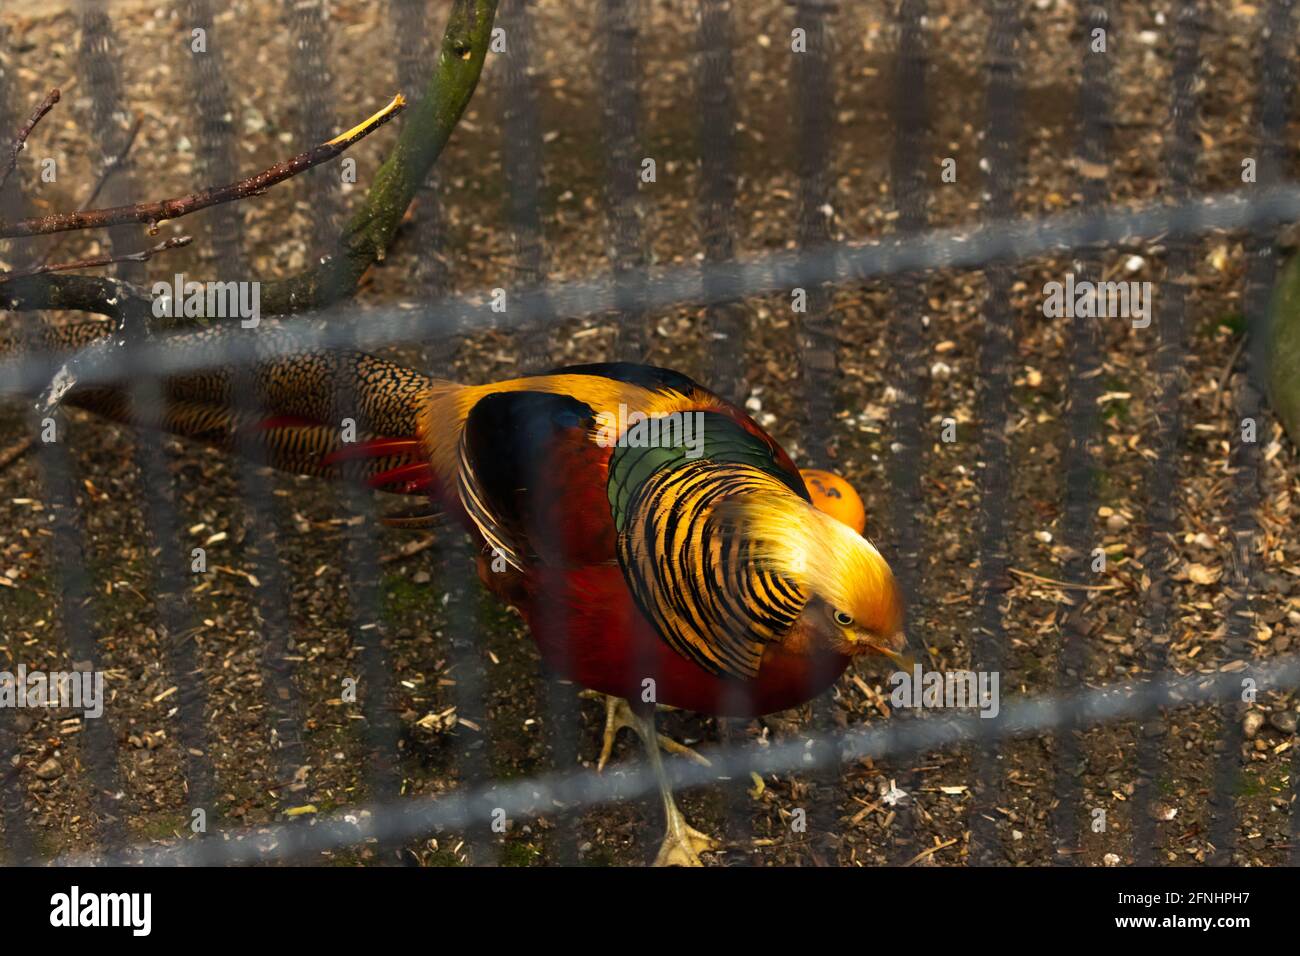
[624,708,719,867]
[579,691,711,772]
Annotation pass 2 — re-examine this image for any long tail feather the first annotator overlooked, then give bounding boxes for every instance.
[2,317,450,506]
[365,460,436,493]
[322,437,424,464]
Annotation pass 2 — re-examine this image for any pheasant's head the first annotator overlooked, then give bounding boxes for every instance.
[723,486,908,667]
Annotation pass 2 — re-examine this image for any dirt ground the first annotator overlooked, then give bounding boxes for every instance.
[0,0,1297,866]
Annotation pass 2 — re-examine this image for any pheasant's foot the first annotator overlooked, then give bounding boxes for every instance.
[655,731,712,768]
[579,691,712,771]
[653,799,720,867]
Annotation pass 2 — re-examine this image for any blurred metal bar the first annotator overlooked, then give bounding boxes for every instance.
[1132,0,1202,865]
[79,0,143,280]
[30,411,127,850]
[122,368,221,831]
[1210,0,1294,865]
[698,0,752,860]
[1049,0,1111,864]
[1267,3,1300,868]
[285,0,343,246]
[28,0,145,852]
[792,0,844,866]
[222,424,313,841]
[442,532,501,866]
[179,0,243,269]
[331,393,403,822]
[107,0,248,847]
[795,2,837,471]
[0,28,42,859]
[282,0,406,845]
[498,0,552,372]
[884,0,929,865]
[968,0,1021,867]
[600,0,648,363]
[393,0,435,114]
[496,0,584,865]
[0,718,31,862]
[698,0,745,405]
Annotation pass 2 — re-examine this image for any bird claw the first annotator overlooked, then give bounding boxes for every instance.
[653,810,719,867]
[580,692,711,771]
[655,732,712,768]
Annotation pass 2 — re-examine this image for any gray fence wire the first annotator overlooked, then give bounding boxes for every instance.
[7,185,1300,394]
[54,654,1300,866]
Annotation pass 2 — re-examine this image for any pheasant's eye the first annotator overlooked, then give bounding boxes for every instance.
[833,610,854,627]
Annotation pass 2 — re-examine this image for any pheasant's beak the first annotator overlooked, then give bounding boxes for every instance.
[864,631,914,671]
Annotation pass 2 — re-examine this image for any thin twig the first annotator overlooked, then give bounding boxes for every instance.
[0,436,34,471]
[0,94,406,239]
[1213,334,1247,415]
[0,236,192,283]
[848,798,884,825]
[903,837,958,867]
[35,113,144,268]
[0,87,59,192]
[1007,567,1125,592]
[380,534,439,564]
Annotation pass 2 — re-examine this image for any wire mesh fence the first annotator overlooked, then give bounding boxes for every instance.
[0,0,1297,867]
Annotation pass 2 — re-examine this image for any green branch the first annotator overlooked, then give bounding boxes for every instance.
[1,0,499,325]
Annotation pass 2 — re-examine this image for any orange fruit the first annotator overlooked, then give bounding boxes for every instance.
[800,468,867,535]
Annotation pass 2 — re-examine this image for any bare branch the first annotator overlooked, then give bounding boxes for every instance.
[0,274,154,321]
[0,87,59,192]
[1,236,192,283]
[0,94,406,240]
[0,0,500,325]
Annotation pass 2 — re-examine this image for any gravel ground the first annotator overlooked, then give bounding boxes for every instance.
[0,0,1297,866]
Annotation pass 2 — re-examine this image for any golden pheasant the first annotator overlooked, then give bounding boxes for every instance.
[15,319,907,865]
